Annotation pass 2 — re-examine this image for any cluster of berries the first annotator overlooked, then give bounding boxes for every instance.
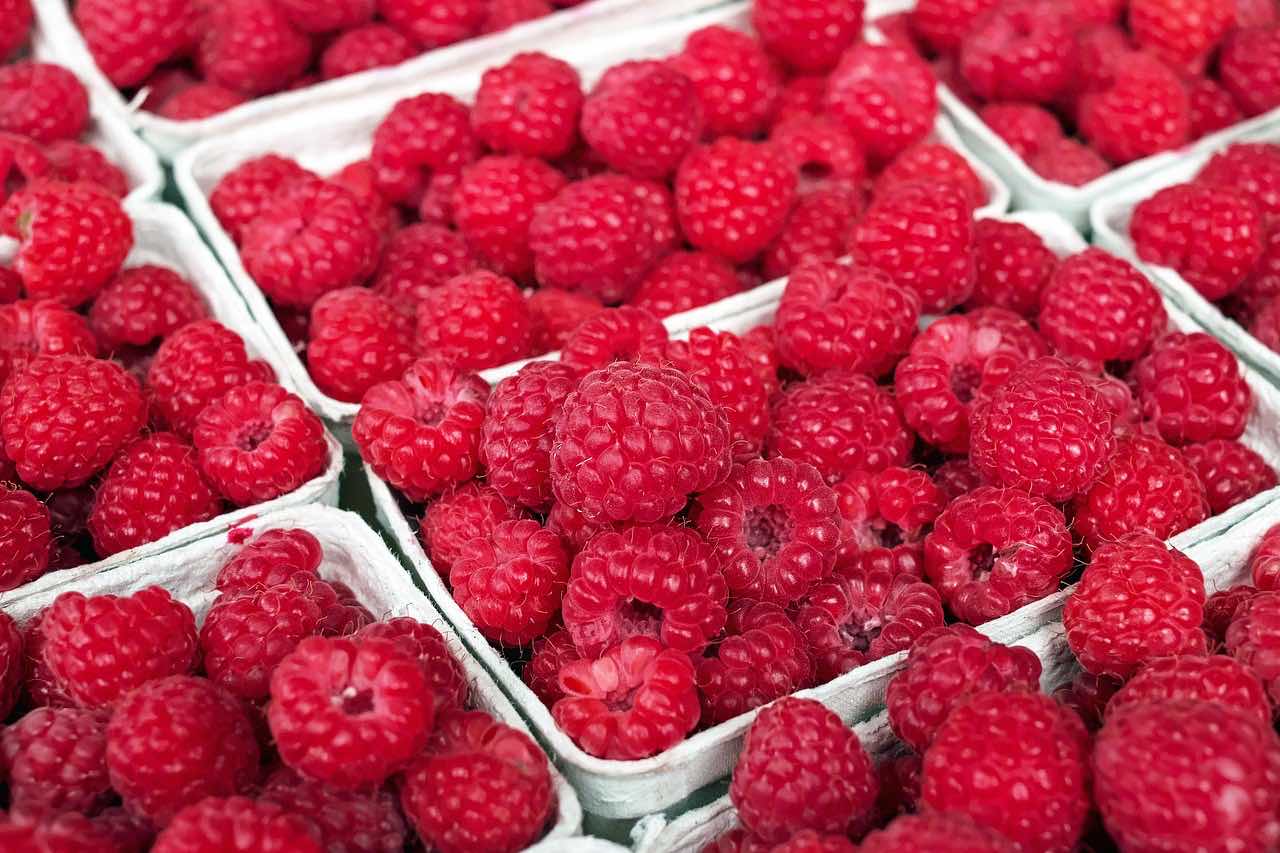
[0,526,559,853]
[352,193,1277,760]
[0,182,331,584]
[876,0,1280,187]
[709,524,1280,852]
[206,0,1002,405]
[72,0,596,122]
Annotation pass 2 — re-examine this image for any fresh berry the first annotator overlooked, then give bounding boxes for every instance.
[1108,654,1271,724]
[0,63,89,144]
[481,0,552,32]
[0,610,20,717]
[147,320,274,437]
[1205,585,1261,646]
[480,361,579,510]
[1225,591,1280,705]
[1028,137,1111,186]
[307,287,414,403]
[0,0,29,60]
[416,269,533,369]
[1198,145,1280,226]
[965,219,1057,316]
[751,0,863,73]
[356,617,468,712]
[825,43,938,161]
[874,143,986,209]
[580,60,702,180]
[1187,75,1245,137]
[157,83,248,120]
[1078,52,1191,165]
[370,93,478,205]
[1038,248,1166,365]
[527,288,604,354]
[1221,27,1280,117]
[909,0,999,54]
[75,0,194,88]
[832,466,944,574]
[1130,0,1231,72]
[1251,523,1280,590]
[89,265,207,350]
[697,602,813,726]
[320,23,416,79]
[960,0,1077,102]
[1134,332,1252,446]
[378,0,484,48]
[978,102,1062,161]
[629,251,740,319]
[771,115,867,191]
[860,813,1016,853]
[472,52,582,160]
[0,487,49,592]
[420,483,526,576]
[760,186,860,280]
[668,25,781,138]
[152,796,321,853]
[197,0,312,97]
[210,155,315,244]
[275,0,375,33]
[1,706,109,815]
[264,772,402,853]
[523,628,579,706]
[560,306,668,371]
[0,299,98,386]
[453,155,566,280]
[372,223,476,308]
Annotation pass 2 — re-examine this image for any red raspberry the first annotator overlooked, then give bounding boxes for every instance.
[0,299,98,385]
[853,181,975,313]
[1252,523,1280,590]
[472,52,581,159]
[1206,586,1262,647]
[772,113,868,188]
[0,63,89,144]
[751,0,862,73]
[553,635,700,758]
[1131,183,1264,300]
[370,93,478,205]
[193,382,329,506]
[372,224,474,308]
[960,0,1076,102]
[306,287,414,403]
[319,24,415,79]
[527,287,603,353]
[415,269,533,370]
[1236,0,1280,27]
[697,602,813,726]
[825,43,938,161]
[932,458,983,503]
[44,141,126,199]
[275,0,374,33]
[1079,52,1191,165]
[87,433,222,557]
[0,811,136,851]
[1236,229,1280,313]
[262,767,406,853]
[356,617,467,712]
[1187,76,1245,138]
[833,467,944,573]
[88,265,207,351]
[399,709,553,853]
[1027,137,1111,186]
[210,155,315,244]
[921,690,1090,852]
[551,361,730,524]
[969,357,1116,501]
[1038,248,1166,365]
[693,457,839,605]
[1226,592,1280,705]
[481,361,580,510]
[629,251,740,319]
[1,706,109,815]
[523,628,579,706]
[767,370,913,483]
[1,355,145,491]
[1131,0,1233,72]
[580,60,702,180]
[530,174,667,303]
[669,26,781,138]
[874,143,986,209]
[327,159,398,241]
[75,0,193,89]
[924,485,1072,624]
[0,610,20,717]
[0,0,29,60]
[147,320,273,438]
[559,306,666,372]
[773,74,828,125]
[1109,654,1271,724]
[1134,332,1252,446]
[481,0,551,32]
[152,796,321,852]
[416,170,460,226]
[978,102,1062,161]
[240,178,380,309]
[909,0,999,54]
[420,482,527,574]
[197,0,310,96]
[776,260,920,378]
[894,308,1047,454]
[213,528,323,594]
[1064,533,1207,678]
[545,500,610,556]
[861,813,1016,853]
[1,487,52,592]
[453,155,565,280]
[760,185,861,281]
[0,133,46,209]
[731,697,877,843]
[269,635,433,787]
[450,518,568,645]
[3,181,132,307]
[1071,434,1209,553]
[965,219,1057,317]
[379,0,483,47]
[1221,27,1280,117]
[740,324,781,395]
[1094,700,1280,851]
[353,358,488,502]
[156,83,248,120]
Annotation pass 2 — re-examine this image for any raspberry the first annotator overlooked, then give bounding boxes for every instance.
[481,0,551,32]
[399,709,553,853]
[1094,700,1280,851]
[697,602,813,726]
[960,0,1077,102]
[1131,183,1264,300]
[693,457,839,605]
[275,0,374,33]
[2,706,109,815]
[833,467,944,572]
[523,628,579,706]
[210,155,315,244]
[1134,332,1252,446]
[75,0,194,89]
[1221,27,1280,117]
[740,324,781,395]
[1064,533,1207,678]
[556,306,665,372]
[773,74,827,125]
[0,63,89,144]
[379,0,484,47]
[1038,248,1166,365]
[0,0,29,60]
[767,370,912,483]
[860,813,1016,853]
[1252,524,1280,590]
[0,812,128,851]
[306,288,413,403]
[553,635,700,758]
[545,500,609,556]
[1131,0,1233,72]
[0,611,20,716]
[730,697,877,843]
[1187,75,1244,138]
[43,141,125,199]
[197,0,311,96]
[669,26,781,138]
[465,58,576,163]
[551,361,730,524]
[450,518,568,645]
[874,143,986,209]
[1226,592,1280,705]
[416,171,460,226]
[1,355,145,491]
[1079,52,1191,165]
[751,0,862,73]
[420,482,526,574]
[1207,587,1262,653]
[0,133,47,206]
[969,357,1116,501]
[1109,654,1271,725]
[262,767,406,853]
[146,321,271,437]
[193,382,329,506]
[909,0,999,53]
[453,156,565,281]
[825,43,938,161]
[921,690,1090,852]
[978,102,1062,161]
[371,227,472,310]
[156,84,248,120]
[328,159,398,241]
[894,309,1046,454]
[480,361,580,510]
[216,529,323,594]
[853,181,974,313]
[0,299,98,385]
[965,219,1057,317]
[416,271,532,370]
[151,796,321,853]
[87,433,222,557]
[319,24,415,79]
[1028,137,1111,186]
[527,288,603,354]
[0,486,53,593]
[356,617,467,711]
[3,181,132,307]
[88,265,207,350]
[353,358,488,502]
[240,178,380,309]
[370,93,478,205]
[629,251,740,319]
[529,174,666,303]
[580,61,701,180]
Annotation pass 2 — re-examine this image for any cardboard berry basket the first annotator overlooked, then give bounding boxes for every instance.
[0,504,585,849]
[171,0,1010,443]
[0,201,343,605]
[30,0,717,162]
[1091,120,1280,390]
[867,0,1280,232]
[363,208,1280,820]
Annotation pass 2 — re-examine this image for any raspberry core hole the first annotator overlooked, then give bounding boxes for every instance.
[236,420,272,451]
[615,600,664,637]
[968,543,998,580]
[839,616,883,653]
[335,684,374,715]
[874,522,905,549]
[950,362,983,404]
[745,505,791,559]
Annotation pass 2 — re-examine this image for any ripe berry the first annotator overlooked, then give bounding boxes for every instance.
[752,0,863,73]
[152,796,322,853]
[909,0,999,54]
[320,24,416,79]
[860,813,1016,853]
[1028,137,1112,186]
[357,617,467,712]
[472,52,582,160]
[771,115,867,191]
[262,766,406,853]
[450,518,568,645]
[1,706,110,815]
[370,93,478,206]
[157,83,247,120]
[1251,523,1280,591]
[978,102,1062,162]
[1205,585,1262,648]
[825,43,938,161]
[480,361,579,510]
[453,155,566,280]
[580,60,702,180]
[1134,332,1252,446]
[1129,0,1233,72]
[75,0,194,88]
[1187,75,1245,137]
[966,218,1057,316]
[560,305,667,371]
[697,602,814,726]
[1078,52,1190,165]
[378,0,484,48]
[0,63,89,144]
[668,25,781,138]
[874,143,986,209]
[0,483,51,591]
[1225,591,1280,706]
[1221,27,1280,118]
[89,265,207,350]
[960,0,1077,103]
[1108,654,1271,725]
[307,287,415,403]
[1038,248,1166,365]
[0,0,29,61]
[760,185,861,280]
[210,155,315,244]
[372,223,476,308]
[629,251,740,319]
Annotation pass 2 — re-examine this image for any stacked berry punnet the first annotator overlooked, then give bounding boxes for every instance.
[876,0,1280,189]
[0,520,565,853]
[200,0,1004,421]
[66,0,599,123]
[0,187,336,588]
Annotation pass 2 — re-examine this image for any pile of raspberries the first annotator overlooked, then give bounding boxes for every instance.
[707,521,1280,851]
[351,177,1279,759]
[70,0,598,122]
[877,0,1280,187]
[206,0,1003,405]
[0,526,560,853]
[0,181,332,586]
